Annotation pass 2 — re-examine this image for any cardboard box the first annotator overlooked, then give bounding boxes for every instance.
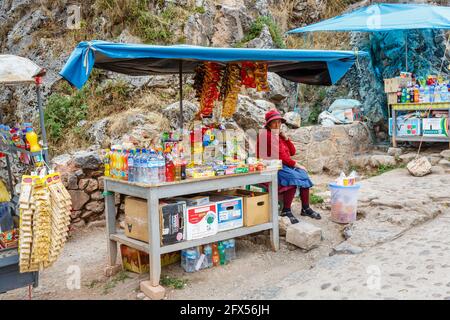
[388,118,422,136]
[384,77,412,93]
[120,245,181,274]
[186,203,218,240]
[387,92,399,105]
[423,118,449,137]
[172,195,209,207]
[208,195,243,232]
[214,189,270,227]
[124,197,186,245]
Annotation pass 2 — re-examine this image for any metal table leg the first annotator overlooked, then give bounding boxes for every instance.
[105,190,117,266]
[392,107,397,147]
[147,189,161,287]
[269,173,279,251]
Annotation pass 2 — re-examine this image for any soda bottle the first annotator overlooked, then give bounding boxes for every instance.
[396,89,402,103]
[413,86,419,103]
[104,148,111,177]
[218,242,226,265]
[26,128,43,166]
[401,87,407,103]
[212,243,220,267]
[165,154,175,182]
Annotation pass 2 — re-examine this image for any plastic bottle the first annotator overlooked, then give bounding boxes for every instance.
[424,86,430,103]
[401,87,407,103]
[441,83,448,102]
[165,154,175,182]
[182,247,199,273]
[225,239,236,262]
[25,128,43,165]
[409,87,414,103]
[157,152,166,183]
[212,243,220,267]
[218,241,226,265]
[134,149,141,182]
[430,85,435,102]
[150,151,159,183]
[104,149,111,177]
[419,86,425,103]
[122,150,129,181]
[414,86,419,103]
[203,244,213,268]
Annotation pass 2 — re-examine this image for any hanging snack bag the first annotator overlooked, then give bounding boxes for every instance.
[255,62,269,92]
[241,62,256,88]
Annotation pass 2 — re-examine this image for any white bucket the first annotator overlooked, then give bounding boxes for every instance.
[329,183,361,224]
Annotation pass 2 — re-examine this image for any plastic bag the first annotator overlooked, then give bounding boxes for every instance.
[328,99,362,112]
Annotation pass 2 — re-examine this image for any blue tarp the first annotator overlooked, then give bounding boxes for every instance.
[287,3,450,33]
[59,40,368,89]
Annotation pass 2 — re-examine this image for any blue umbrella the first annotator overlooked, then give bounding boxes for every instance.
[287,3,450,72]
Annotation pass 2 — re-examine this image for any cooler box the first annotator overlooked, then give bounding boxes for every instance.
[422,118,449,137]
[124,197,186,245]
[186,203,218,240]
[388,118,421,136]
[208,195,243,232]
[214,189,270,227]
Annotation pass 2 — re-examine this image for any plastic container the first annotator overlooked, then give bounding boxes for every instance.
[224,239,236,262]
[329,183,361,224]
[181,247,200,273]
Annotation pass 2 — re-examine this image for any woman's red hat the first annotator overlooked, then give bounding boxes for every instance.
[264,109,286,127]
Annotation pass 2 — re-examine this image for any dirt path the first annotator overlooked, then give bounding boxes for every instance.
[1,169,448,300]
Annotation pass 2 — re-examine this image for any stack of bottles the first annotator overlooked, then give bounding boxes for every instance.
[396,75,450,104]
[181,239,236,273]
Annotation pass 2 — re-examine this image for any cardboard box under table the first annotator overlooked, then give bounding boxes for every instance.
[422,118,449,137]
[185,203,218,240]
[124,197,186,245]
[214,189,270,227]
[208,195,243,232]
[120,244,180,274]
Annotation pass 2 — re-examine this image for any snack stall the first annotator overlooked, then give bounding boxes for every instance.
[60,41,365,298]
[386,73,450,148]
[0,55,72,296]
[0,55,48,294]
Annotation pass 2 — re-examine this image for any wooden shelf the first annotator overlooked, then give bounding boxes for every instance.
[111,222,274,255]
[394,136,450,142]
[392,102,450,111]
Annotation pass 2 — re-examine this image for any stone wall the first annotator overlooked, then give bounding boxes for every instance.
[287,122,373,175]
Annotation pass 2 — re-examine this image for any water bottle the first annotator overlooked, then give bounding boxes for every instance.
[203,244,213,268]
[157,152,166,183]
[441,84,448,102]
[149,151,159,183]
[225,239,236,262]
[141,149,149,183]
[424,86,430,103]
[182,248,199,273]
[419,86,425,103]
[128,150,135,182]
[429,85,435,102]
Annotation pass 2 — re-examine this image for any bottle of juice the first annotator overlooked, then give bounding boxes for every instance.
[122,150,129,181]
[212,243,220,267]
[25,128,43,165]
[116,149,123,180]
[104,148,111,177]
[165,154,175,182]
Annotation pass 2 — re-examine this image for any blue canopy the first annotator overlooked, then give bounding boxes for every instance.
[59,40,367,89]
[287,3,450,33]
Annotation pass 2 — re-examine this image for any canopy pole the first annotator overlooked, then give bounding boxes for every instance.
[179,60,183,134]
[36,77,49,163]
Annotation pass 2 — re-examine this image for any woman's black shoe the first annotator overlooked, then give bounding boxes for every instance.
[301,207,322,220]
[280,209,299,224]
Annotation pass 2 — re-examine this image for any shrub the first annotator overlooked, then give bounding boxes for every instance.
[236,16,286,49]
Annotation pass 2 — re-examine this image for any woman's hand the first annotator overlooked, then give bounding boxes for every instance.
[279,131,287,140]
[296,163,307,171]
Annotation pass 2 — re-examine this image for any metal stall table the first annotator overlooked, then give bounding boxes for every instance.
[103,170,279,291]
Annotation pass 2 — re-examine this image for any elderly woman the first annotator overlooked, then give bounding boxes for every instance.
[258,110,321,224]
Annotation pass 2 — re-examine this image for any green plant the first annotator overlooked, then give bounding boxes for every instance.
[102,270,131,294]
[235,16,286,49]
[86,279,101,289]
[160,275,188,289]
[44,86,89,143]
[310,194,324,205]
[194,6,206,14]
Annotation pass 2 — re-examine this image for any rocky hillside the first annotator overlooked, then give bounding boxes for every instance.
[1,0,449,154]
